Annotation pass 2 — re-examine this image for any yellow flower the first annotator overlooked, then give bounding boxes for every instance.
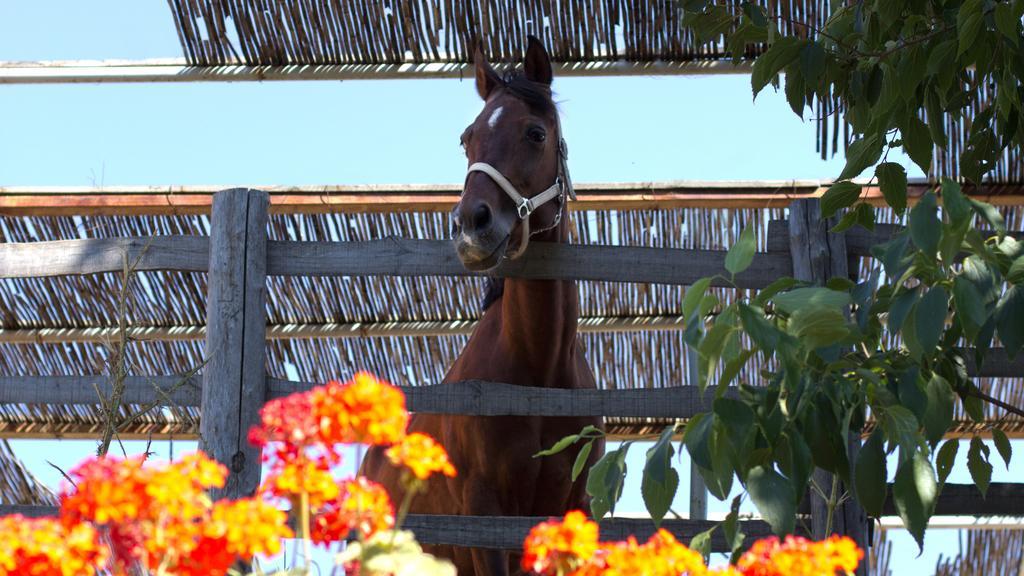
[385,432,457,480]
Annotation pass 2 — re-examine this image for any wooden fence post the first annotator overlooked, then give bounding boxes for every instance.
[686,345,708,520]
[788,199,869,575]
[201,189,268,500]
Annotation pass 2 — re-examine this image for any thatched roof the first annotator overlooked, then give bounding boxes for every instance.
[934,530,1024,575]
[163,1,1022,186]
[1,203,1022,439]
[0,440,56,506]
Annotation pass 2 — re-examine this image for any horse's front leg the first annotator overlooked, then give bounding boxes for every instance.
[462,480,510,576]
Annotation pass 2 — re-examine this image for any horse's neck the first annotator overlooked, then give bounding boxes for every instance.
[494,224,577,377]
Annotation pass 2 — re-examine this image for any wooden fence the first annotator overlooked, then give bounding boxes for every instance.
[2,188,1024,564]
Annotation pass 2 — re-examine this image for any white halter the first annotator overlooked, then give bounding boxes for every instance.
[464,131,575,260]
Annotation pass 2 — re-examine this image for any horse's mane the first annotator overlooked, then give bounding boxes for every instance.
[478,72,556,313]
[501,71,557,116]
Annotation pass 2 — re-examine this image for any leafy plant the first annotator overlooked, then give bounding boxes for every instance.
[541,0,1024,554]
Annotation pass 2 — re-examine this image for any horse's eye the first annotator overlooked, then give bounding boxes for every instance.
[527,127,546,143]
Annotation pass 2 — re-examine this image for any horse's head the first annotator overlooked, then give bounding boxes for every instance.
[453,36,572,272]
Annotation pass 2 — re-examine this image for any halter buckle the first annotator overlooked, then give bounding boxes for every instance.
[516,197,535,219]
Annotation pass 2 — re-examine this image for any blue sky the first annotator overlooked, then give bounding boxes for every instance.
[2,2,1020,574]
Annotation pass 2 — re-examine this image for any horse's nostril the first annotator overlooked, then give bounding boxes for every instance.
[472,204,491,231]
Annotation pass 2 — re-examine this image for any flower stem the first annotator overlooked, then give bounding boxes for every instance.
[301,490,313,574]
[824,474,839,536]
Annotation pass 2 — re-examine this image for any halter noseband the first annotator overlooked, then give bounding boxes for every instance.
[463,130,575,260]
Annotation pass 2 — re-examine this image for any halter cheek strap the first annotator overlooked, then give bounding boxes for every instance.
[464,132,575,260]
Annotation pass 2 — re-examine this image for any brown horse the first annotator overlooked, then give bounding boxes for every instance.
[361,37,604,575]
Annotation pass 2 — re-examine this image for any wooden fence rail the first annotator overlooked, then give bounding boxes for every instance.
[2,364,1017,413]
[0,237,208,278]
[0,236,785,288]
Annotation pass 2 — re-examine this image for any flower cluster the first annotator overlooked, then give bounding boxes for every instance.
[0,372,458,575]
[78,453,290,574]
[311,477,396,544]
[385,432,457,480]
[522,512,863,576]
[0,515,107,576]
[1,453,292,576]
[736,535,863,576]
[251,372,454,545]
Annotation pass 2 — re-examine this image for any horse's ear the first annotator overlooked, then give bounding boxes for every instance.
[474,43,501,100]
[523,35,552,86]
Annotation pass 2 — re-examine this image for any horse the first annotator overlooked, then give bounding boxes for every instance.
[360,36,605,575]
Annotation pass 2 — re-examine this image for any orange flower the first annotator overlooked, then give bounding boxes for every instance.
[313,372,409,446]
[737,535,862,576]
[0,515,108,576]
[250,372,410,460]
[263,456,341,508]
[311,477,396,544]
[385,432,457,480]
[54,452,293,573]
[522,510,600,575]
[207,498,294,557]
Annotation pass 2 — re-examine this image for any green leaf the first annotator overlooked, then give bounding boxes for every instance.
[958,0,985,56]
[953,275,986,340]
[901,115,933,174]
[915,286,949,355]
[970,199,1006,236]
[854,430,888,517]
[927,39,958,90]
[784,64,806,117]
[967,437,992,497]
[1008,255,1024,284]
[702,421,736,500]
[746,466,796,536]
[683,413,714,471]
[888,288,919,333]
[789,306,850,349]
[738,303,780,353]
[903,305,924,359]
[876,162,908,215]
[909,191,941,256]
[839,135,884,180]
[996,285,1024,358]
[571,440,594,482]
[799,41,826,84]
[754,277,801,306]
[893,450,938,551]
[586,443,631,520]
[821,181,862,218]
[774,287,851,315]
[778,431,813,499]
[683,278,713,321]
[994,2,1020,45]
[992,429,1012,469]
[751,37,805,96]
[882,405,923,462]
[718,349,756,395]
[535,433,580,457]
[642,426,680,528]
[689,525,714,559]
[897,45,928,102]
[941,178,971,226]
[924,374,955,446]
[963,387,986,423]
[725,225,757,277]
[925,89,948,146]
[723,494,746,561]
[936,439,959,486]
